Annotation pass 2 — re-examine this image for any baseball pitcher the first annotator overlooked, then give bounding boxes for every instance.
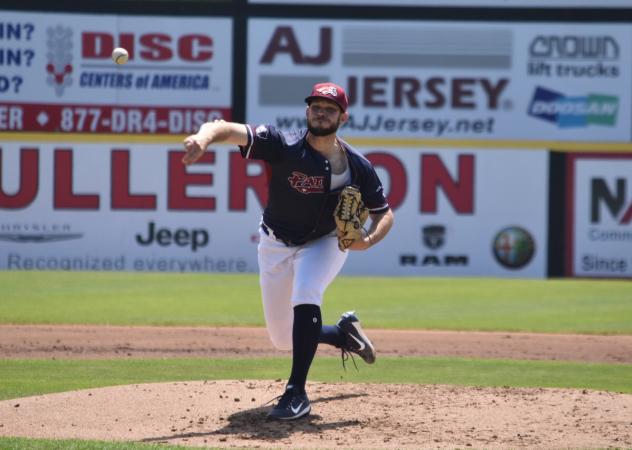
[182,82,394,420]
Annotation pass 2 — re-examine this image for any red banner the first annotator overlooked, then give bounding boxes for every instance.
[0,102,231,134]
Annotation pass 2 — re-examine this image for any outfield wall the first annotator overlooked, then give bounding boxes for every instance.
[0,143,548,277]
[0,4,631,278]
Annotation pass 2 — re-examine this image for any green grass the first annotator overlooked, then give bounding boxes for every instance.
[1,271,630,449]
[1,357,631,401]
[0,438,194,450]
[0,272,262,327]
[1,272,631,333]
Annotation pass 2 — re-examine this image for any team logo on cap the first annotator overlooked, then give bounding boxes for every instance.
[317,86,338,97]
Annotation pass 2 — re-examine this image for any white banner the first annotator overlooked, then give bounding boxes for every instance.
[0,11,233,134]
[517,25,630,142]
[567,154,632,278]
[0,142,547,277]
[346,147,548,277]
[246,19,632,142]
[0,142,261,273]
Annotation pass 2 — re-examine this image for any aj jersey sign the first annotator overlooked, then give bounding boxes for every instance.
[247,19,632,142]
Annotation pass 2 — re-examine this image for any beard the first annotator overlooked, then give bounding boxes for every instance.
[307,118,341,137]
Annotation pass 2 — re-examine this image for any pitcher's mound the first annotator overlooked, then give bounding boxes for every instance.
[1,380,631,449]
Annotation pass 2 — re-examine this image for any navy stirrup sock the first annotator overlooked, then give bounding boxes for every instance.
[287,304,322,393]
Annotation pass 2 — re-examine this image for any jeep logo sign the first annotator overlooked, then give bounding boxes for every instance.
[135,221,209,252]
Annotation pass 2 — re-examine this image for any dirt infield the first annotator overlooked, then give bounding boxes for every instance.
[1,325,632,449]
[3,324,632,363]
[3,380,632,449]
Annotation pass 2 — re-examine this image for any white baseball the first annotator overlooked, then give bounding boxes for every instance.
[112,47,129,65]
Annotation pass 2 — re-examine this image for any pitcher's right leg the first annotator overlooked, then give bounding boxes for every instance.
[257,227,296,350]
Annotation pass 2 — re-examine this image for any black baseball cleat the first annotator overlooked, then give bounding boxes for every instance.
[267,385,311,421]
[337,311,376,364]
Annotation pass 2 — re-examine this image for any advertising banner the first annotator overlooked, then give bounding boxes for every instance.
[1,142,547,277]
[246,19,631,142]
[346,147,548,277]
[517,26,630,142]
[0,142,261,273]
[0,11,232,135]
[566,153,632,278]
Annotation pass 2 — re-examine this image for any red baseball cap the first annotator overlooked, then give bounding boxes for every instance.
[305,82,348,112]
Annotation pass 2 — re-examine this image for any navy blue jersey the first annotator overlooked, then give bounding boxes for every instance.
[240,125,389,244]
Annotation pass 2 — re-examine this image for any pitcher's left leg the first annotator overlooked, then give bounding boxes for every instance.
[289,236,346,390]
[268,236,347,421]
[292,235,347,306]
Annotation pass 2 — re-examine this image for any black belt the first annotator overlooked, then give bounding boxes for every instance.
[261,223,307,247]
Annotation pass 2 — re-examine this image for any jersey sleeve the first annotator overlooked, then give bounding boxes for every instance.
[360,165,390,214]
[239,124,284,162]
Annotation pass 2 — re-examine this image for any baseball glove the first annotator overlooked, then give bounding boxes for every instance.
[334,185,369,251]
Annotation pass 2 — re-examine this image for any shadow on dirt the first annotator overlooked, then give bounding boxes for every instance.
[142,392,368,443]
